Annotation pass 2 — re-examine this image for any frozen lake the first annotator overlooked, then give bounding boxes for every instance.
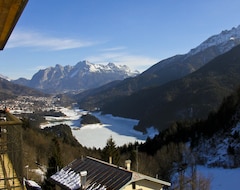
[40,107,158,149]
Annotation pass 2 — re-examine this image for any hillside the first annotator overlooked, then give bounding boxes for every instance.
[140,86,240,167]
[87,44,240,132]
[0,77,46,100]
[75,26,240,110]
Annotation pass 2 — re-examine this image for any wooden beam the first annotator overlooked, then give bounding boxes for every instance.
[0,0,28,50]
[0,112,22,126]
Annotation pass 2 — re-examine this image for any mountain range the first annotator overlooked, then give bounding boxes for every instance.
[75,25,240,131]
[2,25,240,133]
[13,61,139,93]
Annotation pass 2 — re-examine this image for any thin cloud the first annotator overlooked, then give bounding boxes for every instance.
[100,46,127,52]
[6,30,96,50]
[86,51,158,72]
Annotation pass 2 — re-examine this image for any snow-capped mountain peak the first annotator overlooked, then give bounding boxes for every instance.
[0,74,11,81]
[189,25,240,56]
[74,60,139,76]
[15,61,139,93]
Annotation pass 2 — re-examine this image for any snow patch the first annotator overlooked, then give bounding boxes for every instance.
[197,166,240,190]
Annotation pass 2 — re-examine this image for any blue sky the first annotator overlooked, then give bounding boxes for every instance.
[1,0,240,79]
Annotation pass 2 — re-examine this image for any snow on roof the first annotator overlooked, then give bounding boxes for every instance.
[50,167,106,190]
[25,179,42,190]
[51,168,81,190]
[50,156,170,190]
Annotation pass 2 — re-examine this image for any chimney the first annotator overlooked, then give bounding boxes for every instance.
[125,160,131,170]
[109,156,112,164]
[80,171,87,188]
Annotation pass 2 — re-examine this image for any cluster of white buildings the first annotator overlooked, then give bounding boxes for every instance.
[0,95,59,114]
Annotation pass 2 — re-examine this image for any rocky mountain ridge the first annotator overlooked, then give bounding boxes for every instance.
[189,25,240,56]
[13,61,139,93]
[142,25,240,80]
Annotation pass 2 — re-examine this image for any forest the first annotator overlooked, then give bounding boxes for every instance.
[21,86,240,189]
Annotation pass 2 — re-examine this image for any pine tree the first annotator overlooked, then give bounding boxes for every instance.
[101,136,120,165]
[43,137,63,189]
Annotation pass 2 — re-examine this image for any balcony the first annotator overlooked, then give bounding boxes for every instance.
[0,109,23,189]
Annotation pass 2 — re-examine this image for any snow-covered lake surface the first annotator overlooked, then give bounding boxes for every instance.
[40,107,158,149]
[198,166,240,190]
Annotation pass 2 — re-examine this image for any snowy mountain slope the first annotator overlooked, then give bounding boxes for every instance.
[13,60,139,93]
[189,25,240,56]
[0,74,10,81]
[143,25,240,79]
[171,118,240,189]
[193,111,240,168]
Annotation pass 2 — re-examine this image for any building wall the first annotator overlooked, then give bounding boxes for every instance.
[123,180,164,190]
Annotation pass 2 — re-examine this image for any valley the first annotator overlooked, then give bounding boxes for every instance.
[1,23,240,189]
[0,94,157,148]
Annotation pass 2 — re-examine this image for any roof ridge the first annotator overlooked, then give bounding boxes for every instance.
[86,156,132,173]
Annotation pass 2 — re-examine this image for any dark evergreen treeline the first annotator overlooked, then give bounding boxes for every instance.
[80,113,101,125]
[43,124,80,146]
[140,86,240,155]
[40,109,66,117]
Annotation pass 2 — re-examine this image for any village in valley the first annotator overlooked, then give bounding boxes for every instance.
[0,95,63,114]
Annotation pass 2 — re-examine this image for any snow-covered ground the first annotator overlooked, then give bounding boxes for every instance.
[40,107,158,149]
[198,166,240,190]
[171,166,240,190]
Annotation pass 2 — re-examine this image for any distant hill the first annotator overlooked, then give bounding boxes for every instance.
[13,61,139,94]
[0,77,46,100]
[75,25,240,111]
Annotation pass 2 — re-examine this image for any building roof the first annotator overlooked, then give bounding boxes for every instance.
[25,179,42,190]
[50,156,171,190]
[0,0,28,50]
[50,156,132,190]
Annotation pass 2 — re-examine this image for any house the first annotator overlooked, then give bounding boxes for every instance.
[50,156,171,190]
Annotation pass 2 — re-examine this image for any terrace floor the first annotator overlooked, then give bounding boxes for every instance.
[0,153,23,189]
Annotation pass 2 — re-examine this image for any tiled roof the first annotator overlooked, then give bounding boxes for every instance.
[50,156,132,190]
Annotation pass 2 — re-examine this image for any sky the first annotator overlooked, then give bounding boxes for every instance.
[1,0,240,79]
